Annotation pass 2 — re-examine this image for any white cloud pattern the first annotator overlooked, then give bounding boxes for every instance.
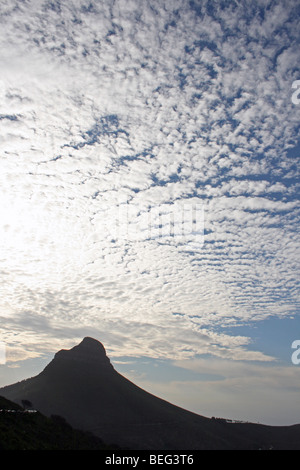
[0,0,299,371]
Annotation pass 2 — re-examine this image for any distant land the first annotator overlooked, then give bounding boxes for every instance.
[1,337,300,450]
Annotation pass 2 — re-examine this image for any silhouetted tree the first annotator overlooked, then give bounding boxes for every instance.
[21,399,32,409]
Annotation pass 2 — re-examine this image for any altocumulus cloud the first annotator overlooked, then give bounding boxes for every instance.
[0,0,299,372]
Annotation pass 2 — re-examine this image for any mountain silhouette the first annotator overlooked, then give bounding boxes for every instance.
[1,337,300,450]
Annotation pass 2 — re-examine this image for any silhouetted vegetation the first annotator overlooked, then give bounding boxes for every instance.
[0,396,114,450]
[21,399,33,409]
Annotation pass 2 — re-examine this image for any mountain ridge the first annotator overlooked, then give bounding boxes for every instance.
[1,337,300,450]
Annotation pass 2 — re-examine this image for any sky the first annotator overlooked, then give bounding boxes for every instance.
[0,0,299,426]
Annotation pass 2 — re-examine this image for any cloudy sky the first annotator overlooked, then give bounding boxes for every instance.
[0,0,299,425]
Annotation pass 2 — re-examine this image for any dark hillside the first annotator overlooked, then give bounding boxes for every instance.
[1,338,300,450]
[0,396,114,450]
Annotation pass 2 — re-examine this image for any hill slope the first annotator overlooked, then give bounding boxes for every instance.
[0,396,115,450]
[1,337,300,450]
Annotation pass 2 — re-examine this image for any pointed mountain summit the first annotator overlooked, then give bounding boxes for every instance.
[67,336,109,357]
[1,338,300,450]
[44,337,113,372]
[68,336,109,358]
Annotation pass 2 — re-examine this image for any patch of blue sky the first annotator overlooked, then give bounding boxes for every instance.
[0,114,19,121]
[205,316,300,365]
[111,355,223,383]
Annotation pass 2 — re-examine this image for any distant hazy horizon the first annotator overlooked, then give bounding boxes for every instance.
[0,0,299,427]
